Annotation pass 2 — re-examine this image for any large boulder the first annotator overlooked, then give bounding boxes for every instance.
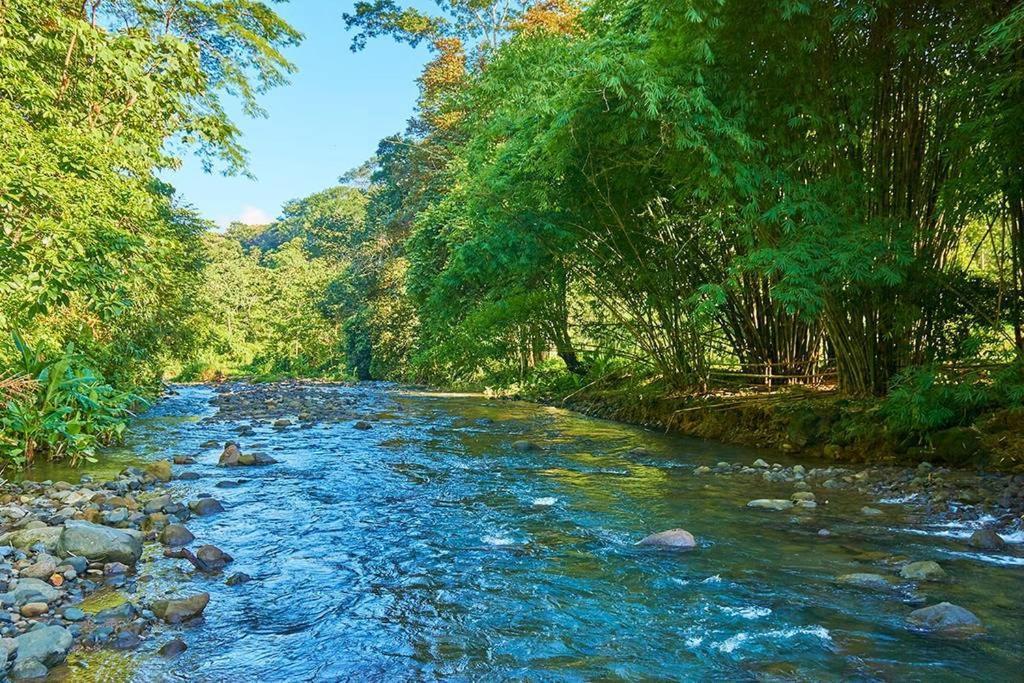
[0,527,62,553]
[14,625,73,666]
[637,529,697,549]
[57,521,143,565]
[907,602,983,635]
[152,593,210,624]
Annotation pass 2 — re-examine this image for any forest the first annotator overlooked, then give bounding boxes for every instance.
[2,0,1023,469]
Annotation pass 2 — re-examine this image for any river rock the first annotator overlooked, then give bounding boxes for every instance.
[61,607,85,622]
[637,529,697,549]
[0,528,62,553]
[237,452,277,466]
[57,521,142,565]
[145,460,173,482]
[218,442,243,466]
[10,659,48,680]
[860,506,883,516]
[195,545,233,570]
[19,602,47,618]
[93,601,137,623]
[143,494,172,514]
[746,499,794,511]
[512,440,538,452]
[791,492,816,502]
[158,637,188,657]
[14,625,73,666]
[901,560,946,581]
[151,593,209,624]
[836,573,895,591]
[225,572,252,586]
[0,637,14,661]
[112,631,142,650]
[353,420,373,430]
[968,528,1006,550]
[11,579,59,605]
[907,602,983,634]
[19,555,57,580]
[272,419,291,428]
[160,524,195,547]
[200,440,219,448]
[189,498,224,516]
[752,458,769,468]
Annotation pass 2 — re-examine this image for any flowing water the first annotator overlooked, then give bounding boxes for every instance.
[31,384,1024,681]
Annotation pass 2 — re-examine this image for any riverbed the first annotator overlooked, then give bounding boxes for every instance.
[33,382,1024,680]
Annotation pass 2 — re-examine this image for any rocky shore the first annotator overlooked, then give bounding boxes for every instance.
[0,381,371,679]
[0,456,248,678]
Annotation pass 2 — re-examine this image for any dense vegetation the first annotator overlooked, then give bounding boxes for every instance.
[2,0,1023,468]
[0,0,300,465]
[336,0,1024,443]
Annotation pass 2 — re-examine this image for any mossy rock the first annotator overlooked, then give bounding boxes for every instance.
[929,427,988,466]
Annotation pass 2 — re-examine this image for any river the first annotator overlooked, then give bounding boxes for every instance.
[31,383,1024,681]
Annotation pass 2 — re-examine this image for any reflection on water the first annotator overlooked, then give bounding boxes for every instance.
[33,385,1024,680]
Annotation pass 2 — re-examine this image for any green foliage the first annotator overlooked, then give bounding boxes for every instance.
[1,335,141,470]
[881,362,1024,438]
[342,0,1022,402]
[0,0,299,466]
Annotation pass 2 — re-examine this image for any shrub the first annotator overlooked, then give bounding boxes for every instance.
[0,334,142,469]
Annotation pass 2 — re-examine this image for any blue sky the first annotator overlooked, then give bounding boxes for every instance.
[167,1,432,228]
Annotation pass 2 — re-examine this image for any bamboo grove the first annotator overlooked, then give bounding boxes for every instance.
[339,0,1024,399]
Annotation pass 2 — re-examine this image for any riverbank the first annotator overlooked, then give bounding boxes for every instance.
[1,381,1021,679]
[0,463,224,678]
[531,383,1024,473]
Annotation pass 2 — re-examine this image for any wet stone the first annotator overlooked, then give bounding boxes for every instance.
[158,637,188,657]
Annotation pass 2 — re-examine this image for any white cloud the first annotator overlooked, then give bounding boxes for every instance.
[237,205,273,225]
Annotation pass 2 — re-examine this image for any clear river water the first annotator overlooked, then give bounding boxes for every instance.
[27,383,1024,681]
